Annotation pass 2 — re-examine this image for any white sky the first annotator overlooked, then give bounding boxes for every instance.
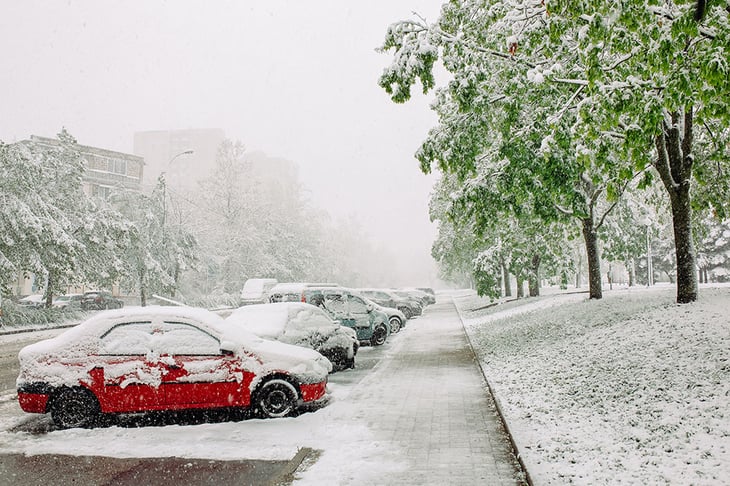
[0,0,445,284]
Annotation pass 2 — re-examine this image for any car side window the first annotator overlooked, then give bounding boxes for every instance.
[302,308,334,327]
[100,322,153,355]
[348,295,368,314]
[158,321,220,355]
[324,293,347,316]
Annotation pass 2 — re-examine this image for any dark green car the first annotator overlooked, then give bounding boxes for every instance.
[303,287,391,346]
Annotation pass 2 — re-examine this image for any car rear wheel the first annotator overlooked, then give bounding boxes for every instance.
[388,316,402,333]
[370,325,387,346]
[253,379,298,418]
[50,387,100,429]
[398,306,413,319]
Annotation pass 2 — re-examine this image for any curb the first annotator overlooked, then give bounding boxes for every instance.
[450,295,534,486]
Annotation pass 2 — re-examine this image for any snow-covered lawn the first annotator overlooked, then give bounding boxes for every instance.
[454,284,730,485]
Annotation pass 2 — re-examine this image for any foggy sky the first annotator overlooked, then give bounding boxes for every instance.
[0,1,445,285]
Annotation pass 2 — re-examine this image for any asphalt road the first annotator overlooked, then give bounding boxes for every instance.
[0,324,385,485]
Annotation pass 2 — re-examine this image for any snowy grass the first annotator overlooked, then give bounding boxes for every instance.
[454,284,730,485]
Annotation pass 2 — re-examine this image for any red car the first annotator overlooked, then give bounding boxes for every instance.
[17,306,331,428]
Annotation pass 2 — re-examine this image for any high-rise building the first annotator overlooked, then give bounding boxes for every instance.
[133,128,226,190]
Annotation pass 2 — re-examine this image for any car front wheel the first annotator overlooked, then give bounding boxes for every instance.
[253,379,298,418]
[50,387,100,429]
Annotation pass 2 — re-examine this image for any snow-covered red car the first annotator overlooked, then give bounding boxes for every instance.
[16,306,331,428]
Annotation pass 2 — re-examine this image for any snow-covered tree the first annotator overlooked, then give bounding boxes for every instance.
[0,129,131,304]
[379,0,730,303]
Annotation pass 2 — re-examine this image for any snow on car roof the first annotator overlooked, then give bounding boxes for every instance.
[225,302,331,339]
[226,303,290,338]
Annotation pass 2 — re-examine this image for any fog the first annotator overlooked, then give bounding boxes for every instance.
[0,1,444,287]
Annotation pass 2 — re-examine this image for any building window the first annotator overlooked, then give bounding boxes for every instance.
[92,184,112,199]
[107,158,127,175]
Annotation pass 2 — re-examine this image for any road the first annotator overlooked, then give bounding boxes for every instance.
[0,320,388,485]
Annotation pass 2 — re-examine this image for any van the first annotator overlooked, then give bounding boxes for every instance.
[240,278,278,306]
[268,282,338,303]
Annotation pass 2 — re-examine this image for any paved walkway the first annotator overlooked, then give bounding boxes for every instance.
[340,296,525,485]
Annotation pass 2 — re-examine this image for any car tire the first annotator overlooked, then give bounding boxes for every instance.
[50,387,100,429]
[370,325,387,346]
[389,316,402,333]
[253,379,298,419]
[399,306,413,319]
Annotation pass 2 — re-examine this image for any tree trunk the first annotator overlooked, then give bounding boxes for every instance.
[668,182,698,302]
[575,248,583,288]
[501,256,512,297]
[628,257,635,287]
[516,275,525,298]
[528,254,540,297]
[139,266,147,307]
[654,109,698,303]
[44,272,54,308]
[582,217,603,299]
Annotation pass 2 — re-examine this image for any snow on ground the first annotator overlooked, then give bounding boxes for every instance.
[454,283,730,485]
[0,343,405,485]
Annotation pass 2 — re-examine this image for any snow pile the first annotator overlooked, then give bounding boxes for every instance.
[454,284,730,485]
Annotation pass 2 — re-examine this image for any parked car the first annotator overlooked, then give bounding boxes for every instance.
[17,294,45,309]
[302,287,391,346]
[396,288,433,307]
[268,282,339,303]
[226,302,358,371]
[349,291,406,334]
[408,287,436,305]
[358,288,421,319]
[417,287,436,302]
[80,291,124,310]
[239,278,278,306]
[52,293,84,311]
[16,306,331,428]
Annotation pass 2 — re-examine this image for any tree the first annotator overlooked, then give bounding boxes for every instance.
[379,1,730,303]
[0,129,131,304]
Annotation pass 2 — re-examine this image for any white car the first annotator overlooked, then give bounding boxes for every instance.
[17,306,331,428]
[225,302,359,371]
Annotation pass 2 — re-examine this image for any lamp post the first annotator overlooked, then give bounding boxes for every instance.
[161,150,194,226]
[639,217,653,286]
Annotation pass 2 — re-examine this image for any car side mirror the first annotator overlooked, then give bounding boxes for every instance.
[366,304,373,312]
[220,340,237,356]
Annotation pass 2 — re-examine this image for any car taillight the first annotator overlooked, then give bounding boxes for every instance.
[95,296,102,303]
[301,294,306,303]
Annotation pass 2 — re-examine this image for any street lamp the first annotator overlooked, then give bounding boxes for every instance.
[639,217,653,286]
[161,150,194,226]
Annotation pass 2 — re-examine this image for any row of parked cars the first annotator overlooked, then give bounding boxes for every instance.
[15,279,435,428]
[17,291,124,311]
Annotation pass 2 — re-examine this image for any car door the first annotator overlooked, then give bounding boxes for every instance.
[155,320,250,409]
[95,321,165,413]
[346,294,373,330]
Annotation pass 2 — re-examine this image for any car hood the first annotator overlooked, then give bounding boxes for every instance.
[218,323,333,379]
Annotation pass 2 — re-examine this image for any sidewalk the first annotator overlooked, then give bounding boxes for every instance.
[304,295,526,485]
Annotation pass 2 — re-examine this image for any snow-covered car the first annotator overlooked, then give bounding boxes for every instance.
[225,302,358,371]
[80,290,124,310]
[395,288,432,307]
[302,287,391,346]
[52,293,84,311]
[17,294,45,309]
[268,282,339,303]
[404,287,435,306]
[239,278,278,306]
[357,295,407,334]
[16,306,331,428]
[358,288,421,319]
